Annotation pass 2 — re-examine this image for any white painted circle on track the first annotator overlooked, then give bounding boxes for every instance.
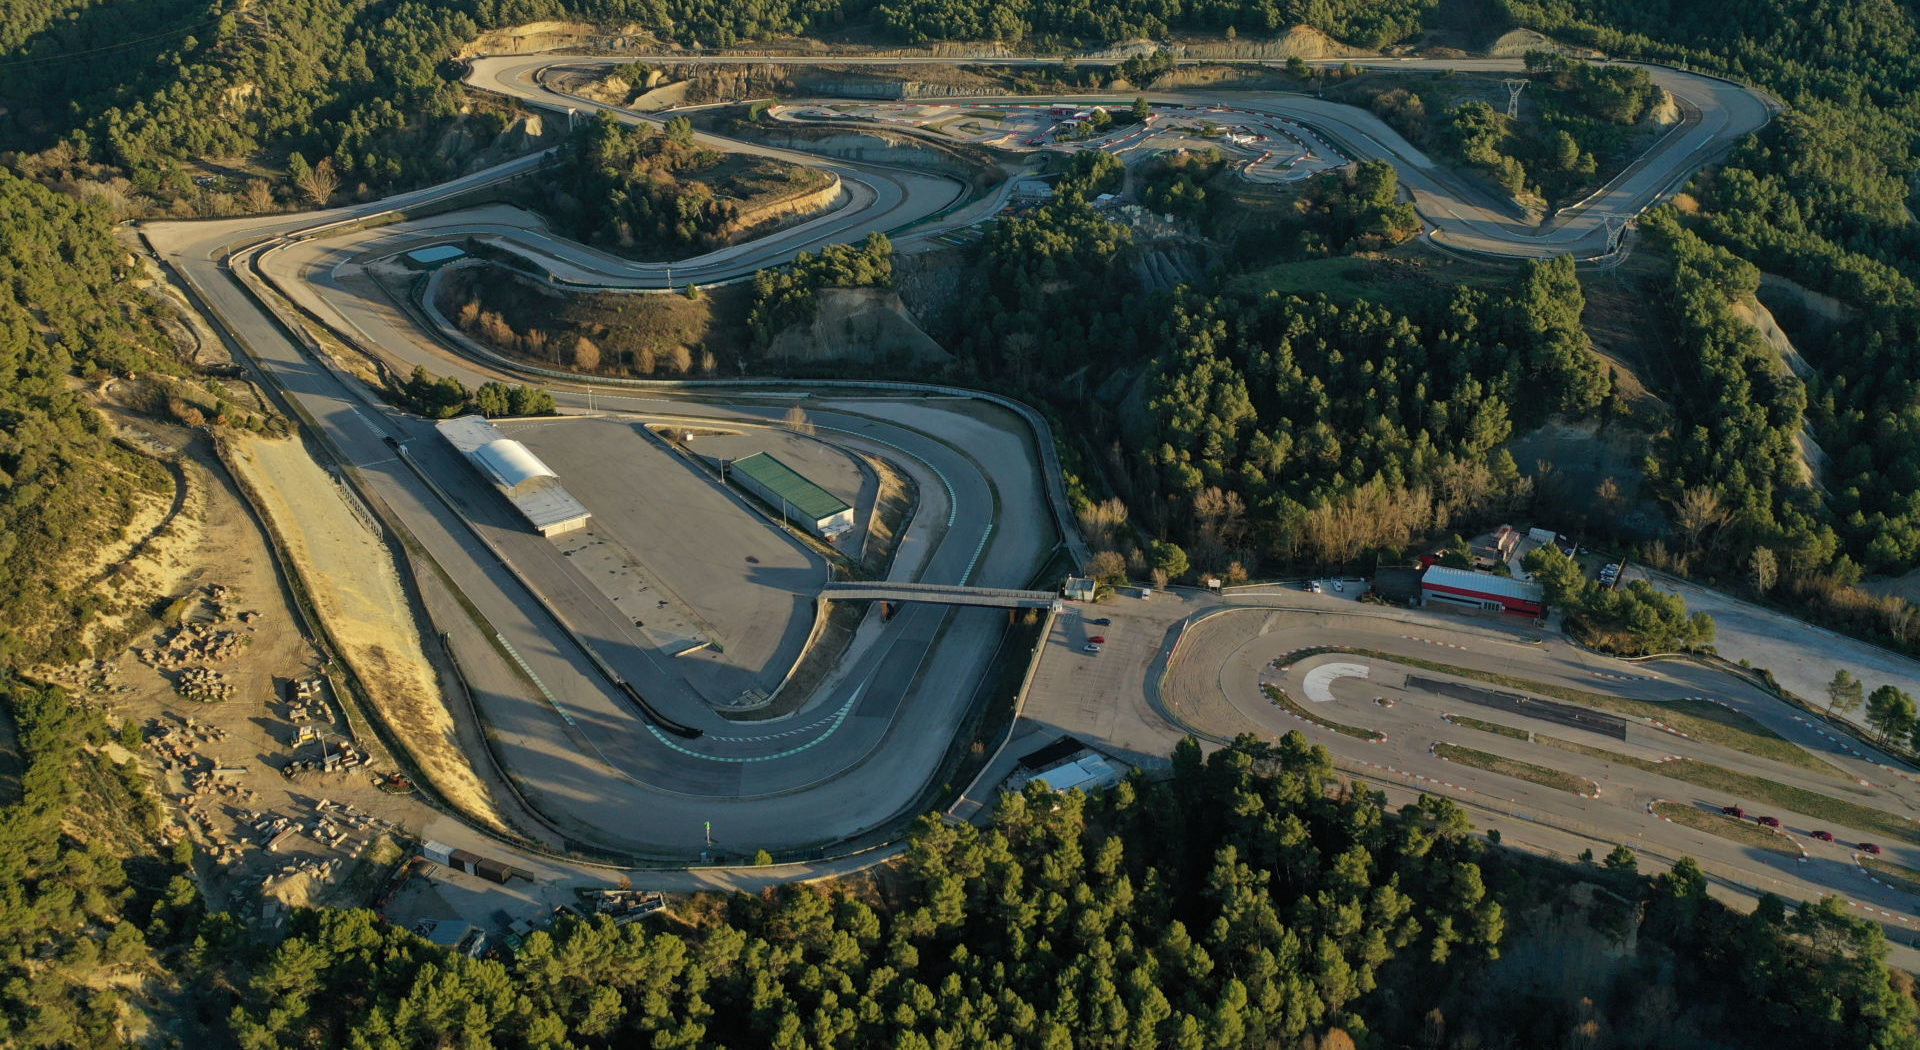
[1302,662,1369,703]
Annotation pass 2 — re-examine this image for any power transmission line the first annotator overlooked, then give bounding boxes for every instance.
[0,14,222,70]
[1503,78,1529,119]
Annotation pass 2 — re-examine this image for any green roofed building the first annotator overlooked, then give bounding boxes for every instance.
[727,452,855,539]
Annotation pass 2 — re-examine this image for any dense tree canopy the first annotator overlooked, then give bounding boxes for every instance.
[1434,55,1655,205]
[537,111,826,257]
[748,231,894,343]
[0,171,192,664]
[1137,255,1603,569]
[1524,544,1715,653]
[546,112,737,253]
[1502,0,1920,588]
[0,683,208,1048]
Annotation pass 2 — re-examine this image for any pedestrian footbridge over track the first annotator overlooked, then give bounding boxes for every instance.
[821,582,1062,610]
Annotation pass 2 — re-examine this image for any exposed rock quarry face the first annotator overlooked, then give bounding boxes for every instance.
[458,21,653,57]
[1644,88,1682,126]
[1162,25,1369,60]
[766,288,952,368]
[510,113,544,149]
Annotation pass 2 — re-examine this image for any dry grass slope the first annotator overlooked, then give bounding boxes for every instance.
[227,434,508,834]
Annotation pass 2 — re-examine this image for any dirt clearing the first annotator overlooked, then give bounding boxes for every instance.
[224,433,509,834]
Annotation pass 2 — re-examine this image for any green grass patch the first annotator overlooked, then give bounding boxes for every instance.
[1261,684,1384,742]
[1434,742,1598,796]
[1534,734,1920,847]
[1445,714,1530,740]
[1225,246,1516,306]
[1350,648,1840,776]
[1227,257,1385,303]
[1862,857,1920,898]
[963,109,1007,120]
[1651,802,1803,859]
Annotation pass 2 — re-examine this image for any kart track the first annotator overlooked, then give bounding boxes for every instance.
[134,48,1851,914]
[1021,591,1920,957]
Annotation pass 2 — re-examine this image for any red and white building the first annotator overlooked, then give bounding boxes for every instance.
[1419,564,1544,618]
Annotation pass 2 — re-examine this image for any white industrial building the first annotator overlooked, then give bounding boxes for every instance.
[436,415,591,536]
[1009,737,1126,796]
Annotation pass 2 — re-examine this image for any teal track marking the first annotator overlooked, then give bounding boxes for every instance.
[960,523,994,585]
[498,633,579,729]
[646,682,867,763]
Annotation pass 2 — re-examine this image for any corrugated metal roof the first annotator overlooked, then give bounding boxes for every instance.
[1420,564,1543,604]
[473,439,558,491]
[730,452,849,523]
[436,416,590,534]
[436,414,498,455]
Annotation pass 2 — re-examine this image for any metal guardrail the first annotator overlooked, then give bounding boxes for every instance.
[417,262,1090,572]
[821,581,1059,608]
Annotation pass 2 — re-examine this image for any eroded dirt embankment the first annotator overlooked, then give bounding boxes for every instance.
[224,433,512,834]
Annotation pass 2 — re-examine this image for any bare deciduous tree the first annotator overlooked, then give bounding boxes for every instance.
[1190,486,1250,571]
[1670,486,1725,551]
[1749,546,1777,593]
[571,336,601,371]
[1076,498,1130,551]
[1595,476,1623,517]
[296,157,339,207]
[242,178,277,213]
[1299,480,1433,566]
[1087,550,1127,584]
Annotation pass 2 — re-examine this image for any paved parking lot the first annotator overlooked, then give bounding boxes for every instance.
[505,417,825,703]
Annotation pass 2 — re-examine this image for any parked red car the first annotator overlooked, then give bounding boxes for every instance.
[1861,842,1884,855]
[1811,830,1836,842]
[1755,816,1782,828]
[1721,805,1745,818]
[1088,636,1106,645]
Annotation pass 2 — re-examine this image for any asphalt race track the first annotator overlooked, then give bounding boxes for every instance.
[142,208,1056,858]
[136,48,1805,879]
[466,53,1775,262]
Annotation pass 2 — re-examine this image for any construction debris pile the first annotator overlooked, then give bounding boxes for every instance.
[185,807,248,865]
[582,888,667,924]
[143,621,253,671]
[174,665,235,703]
[36,658,127,697]
[143,717,256,863]
[257,801,398,854]
[281,737,366,778]
[140,584,260,699]
[143,715,230,773]
[285,677,333,724]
